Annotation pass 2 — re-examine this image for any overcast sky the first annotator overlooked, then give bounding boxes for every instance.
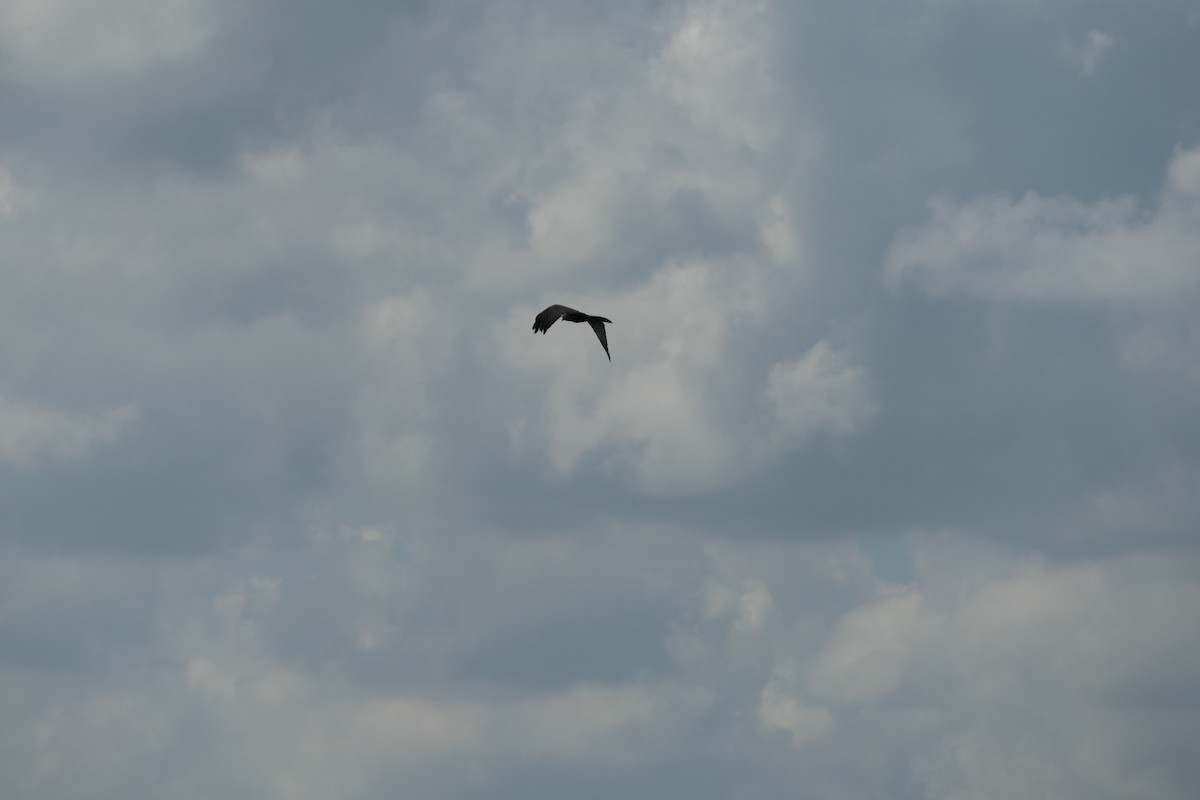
[2,1,1199,798]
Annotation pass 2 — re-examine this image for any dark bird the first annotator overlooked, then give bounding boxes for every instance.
[532,304,613,361]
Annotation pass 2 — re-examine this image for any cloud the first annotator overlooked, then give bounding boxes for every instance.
[807,586,927,703]
[1069,30,1116,78]
[498,274,876,494]
[764,339,877,449]
[741,535,1200,797]
[11,529,1197,799]
[2,0,1199,797]
[499,260,769,493]
[758,678,833,747]
[0,0,217,88]
[0,397,137,469]
[704,577,773,633]
[886,144,1200,304]
[0,166,27,217]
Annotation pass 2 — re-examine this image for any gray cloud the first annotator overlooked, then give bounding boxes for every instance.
[1,0,1198,798]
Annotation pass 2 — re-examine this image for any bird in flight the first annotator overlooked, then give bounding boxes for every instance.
[532,304,613,361]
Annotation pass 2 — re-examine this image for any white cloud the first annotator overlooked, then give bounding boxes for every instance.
[499,284,875,494]
[5,524,1200,799]
[886,144,1200,304]
[807,587,929,703]
[339,291,446,491]
[650,0,782,153]
[0,396,137,469]
[764,339,878,450]
[1067,30,1116,78]
[0,0,217,87]
[704,577,773,633]
[5,534,715,796]
[499,259,771,493]
[740,538,1200,795]
[759,678,833,747]
[1166,142,1200,197]
[453,0,799,294]
[0,166,29,217]
[822,537,1199,708]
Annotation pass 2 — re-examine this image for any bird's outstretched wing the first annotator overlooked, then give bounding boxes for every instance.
[532,304,612,361]
[533,304,579,334]
[587,318,611,361]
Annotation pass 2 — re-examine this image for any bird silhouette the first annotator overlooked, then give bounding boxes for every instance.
[532,304,612,361]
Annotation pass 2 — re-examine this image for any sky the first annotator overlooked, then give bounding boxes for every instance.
[1,1,1199,797]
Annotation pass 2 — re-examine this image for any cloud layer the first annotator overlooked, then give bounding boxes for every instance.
[1,1,1198,798]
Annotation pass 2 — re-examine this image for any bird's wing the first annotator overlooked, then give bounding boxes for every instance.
[533,304,578,333]
[587,318,611,361]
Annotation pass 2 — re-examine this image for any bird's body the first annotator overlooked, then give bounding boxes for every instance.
[533,304,613,361]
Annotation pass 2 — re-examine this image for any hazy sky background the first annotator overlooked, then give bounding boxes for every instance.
[2,1,1199,797]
